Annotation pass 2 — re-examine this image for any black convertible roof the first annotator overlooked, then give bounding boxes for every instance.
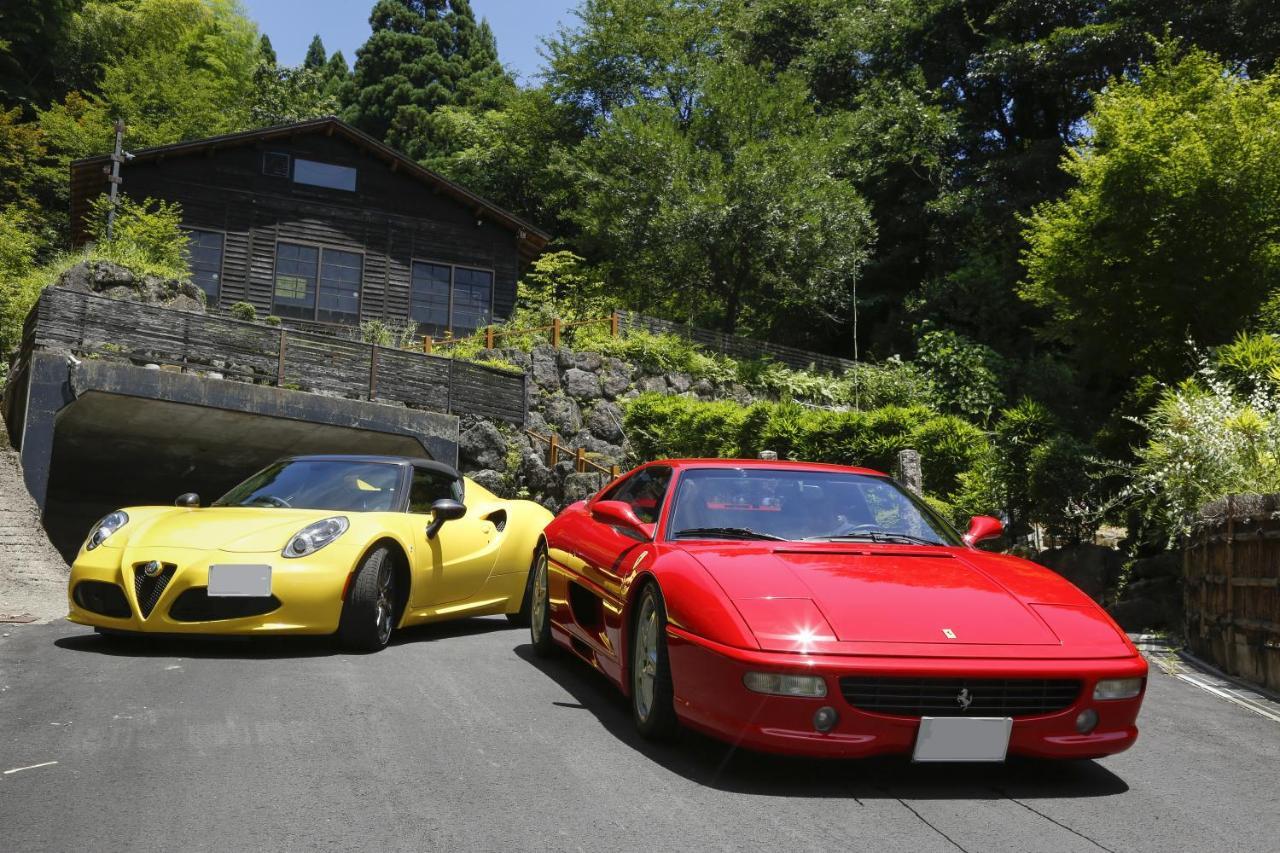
[283,455,460,479]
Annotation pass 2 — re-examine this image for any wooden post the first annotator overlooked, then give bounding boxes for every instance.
[548,433,559,467]
[276,327,287,386]
[1225,496,1235,673]
[485,325,495,349]
[575,447,586,473]
[610,311,620,338]
[423,336,433,354]
[551,318,561,348]
[609,465,619,478]
[368,345,379,400]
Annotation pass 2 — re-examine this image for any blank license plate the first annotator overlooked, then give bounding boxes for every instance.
[913,717,1012,762]
[208,564,272,597]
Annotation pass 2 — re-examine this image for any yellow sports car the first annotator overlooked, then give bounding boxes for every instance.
[67,454,554,651]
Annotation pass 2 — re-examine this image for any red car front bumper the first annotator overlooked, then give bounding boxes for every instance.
[666,628,1147,759]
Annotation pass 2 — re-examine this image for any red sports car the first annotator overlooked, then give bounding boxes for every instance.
[529,459,1147,760]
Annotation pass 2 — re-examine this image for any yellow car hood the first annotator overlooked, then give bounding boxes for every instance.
[130,507,342,553]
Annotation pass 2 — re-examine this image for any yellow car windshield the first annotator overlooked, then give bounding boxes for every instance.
[214,460,403,512]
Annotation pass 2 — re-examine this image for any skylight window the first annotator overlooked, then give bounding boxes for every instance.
[293,158,357,191]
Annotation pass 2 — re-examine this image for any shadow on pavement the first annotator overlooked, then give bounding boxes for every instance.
[53,616,515,660]
[514,643,1131,800]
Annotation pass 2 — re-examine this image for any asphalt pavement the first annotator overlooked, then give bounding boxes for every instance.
[2,617,1277,853]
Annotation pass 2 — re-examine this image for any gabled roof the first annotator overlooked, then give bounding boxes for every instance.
[69,116,550,263]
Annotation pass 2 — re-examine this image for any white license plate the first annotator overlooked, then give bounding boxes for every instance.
[207,564,272,597]
[913,716,1012,762]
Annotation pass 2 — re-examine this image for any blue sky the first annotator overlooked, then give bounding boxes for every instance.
[241,0,579,84]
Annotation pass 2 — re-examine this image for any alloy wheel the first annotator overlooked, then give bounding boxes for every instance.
[633,596,659,722]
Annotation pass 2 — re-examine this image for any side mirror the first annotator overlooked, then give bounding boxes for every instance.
[425,498,466,539]
[175,492,200,508]
[590,499,647,535]
[963,515,1004,547]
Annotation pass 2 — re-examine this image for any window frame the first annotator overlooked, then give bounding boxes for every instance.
[409,258,497,334]
[291,157,358,192]
[270,239,365,326]
[599,464,673,529]
[183,226,226,308]
[407,467,464,514]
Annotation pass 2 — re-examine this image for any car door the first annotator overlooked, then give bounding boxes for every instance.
[407,468,500,608]
[573,466,673,658]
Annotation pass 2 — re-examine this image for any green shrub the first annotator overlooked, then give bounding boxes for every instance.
[915,328,1006,424]
[360,317,420,349]
[1212,331,1280,393]
[85,194,190,279]
[229,301,257,322]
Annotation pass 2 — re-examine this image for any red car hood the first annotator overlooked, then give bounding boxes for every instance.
[682,544,1132,659]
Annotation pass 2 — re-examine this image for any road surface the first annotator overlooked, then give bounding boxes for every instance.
[2,618,1277,852]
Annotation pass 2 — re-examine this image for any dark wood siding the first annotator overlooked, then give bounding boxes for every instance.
[104,131,522,333]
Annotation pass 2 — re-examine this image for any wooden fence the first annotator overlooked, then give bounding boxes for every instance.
[423,309,857,376]
[1184,494,1280,692]
[526,428,620,479]
[24,288,529,424]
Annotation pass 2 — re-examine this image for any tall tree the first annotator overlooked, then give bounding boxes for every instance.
[345,0,512,159]
[0,0,79,110]
[304,35,327,69]
[257,34,277,67]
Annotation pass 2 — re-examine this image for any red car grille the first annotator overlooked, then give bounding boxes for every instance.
[839,676,1082,718]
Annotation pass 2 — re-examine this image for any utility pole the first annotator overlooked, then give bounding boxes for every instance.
[104,119,126,240]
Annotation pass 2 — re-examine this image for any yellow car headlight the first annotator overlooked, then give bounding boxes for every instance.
[85,510,129,550]
[283,516,349,558]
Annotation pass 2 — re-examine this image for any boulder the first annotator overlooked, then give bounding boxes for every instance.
[564,367,602,401]
[585,401,624,443]
[531,346,561,390]
[540,393,582,435]
[1034,543,1123,602]
[667,372,692,393]
[600,361,632,399]
[468,468,508,497]
[460,420,509,472]
[56,260,207,313]
[563,471,608,505]
[691,378,715,398]
[574,351,604,372]
[572,431,625,466]
[637,376,667,394]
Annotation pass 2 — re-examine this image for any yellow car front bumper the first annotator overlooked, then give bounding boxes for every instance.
[67,543,358,635]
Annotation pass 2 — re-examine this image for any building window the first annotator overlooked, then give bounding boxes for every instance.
[274,242,363,324]
[318,249,362,325]
[293,158,357,192]
[410,262,451,327]
[185,229,223,305]
[409,261,493,332]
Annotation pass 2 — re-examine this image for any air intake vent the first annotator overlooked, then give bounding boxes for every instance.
[133,563,177,618]
[839,676,1081,718]
[73,581,131,618]
[262,151,290,177]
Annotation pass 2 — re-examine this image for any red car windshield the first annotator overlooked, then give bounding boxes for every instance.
[666,468,961,545]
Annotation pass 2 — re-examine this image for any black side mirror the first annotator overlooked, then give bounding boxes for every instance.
[425,498,466,539]
[175,492,200,508]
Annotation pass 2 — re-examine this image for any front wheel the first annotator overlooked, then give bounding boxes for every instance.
[631,582,678,740]
[506,547,539,627]
[529,545,555,657]
[338,546,397,653]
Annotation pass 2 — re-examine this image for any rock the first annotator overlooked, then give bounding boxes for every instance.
[1129,551,1181,581]
[460,420,509,472]
[517,444,557,497]
[573,351,603,372]
[564,368,602,401]
[585,401,624,442]
[541,393,581,435]
[563,471,608,505]
[468,468,508,496]
[572,434,625,466]
[691,378,714,398]
[637,376,666,394]
[531,346,560,390]
[525,410,550,436]
[667,372,692,393]
[497,348,532,370]
[600,361,632,399]
[1034,543,1123,602]
[55,260,207,313]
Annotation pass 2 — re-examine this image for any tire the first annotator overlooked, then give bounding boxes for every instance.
[631,581,678,740]
[338,546,397,653]
[506,547,538,627]
[528,544,555,657]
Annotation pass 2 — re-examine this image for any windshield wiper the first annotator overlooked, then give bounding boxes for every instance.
[806,532,940,546]
[673,526,789,541]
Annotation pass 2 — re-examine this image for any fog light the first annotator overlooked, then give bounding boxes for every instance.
[743,672,827,698]
[813,706,839,733]
[1075,709,1099,734]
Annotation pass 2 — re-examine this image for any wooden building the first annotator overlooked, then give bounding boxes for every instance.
[69,117,549,335]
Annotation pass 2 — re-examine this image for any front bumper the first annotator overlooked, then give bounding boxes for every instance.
[667,628,1147,759]
[67,544,354,635]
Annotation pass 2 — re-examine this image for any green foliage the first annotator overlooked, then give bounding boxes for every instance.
[359,317,420,350]
[345,0,513,160]
[1212,331,1280,393]
[1021,45,1280,387]
[914,329,1007,424]
[229,301,257,322]
[85,195,189,279]
[622,393,991,508]
[304,35,327,70]
[0,207,42,355]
